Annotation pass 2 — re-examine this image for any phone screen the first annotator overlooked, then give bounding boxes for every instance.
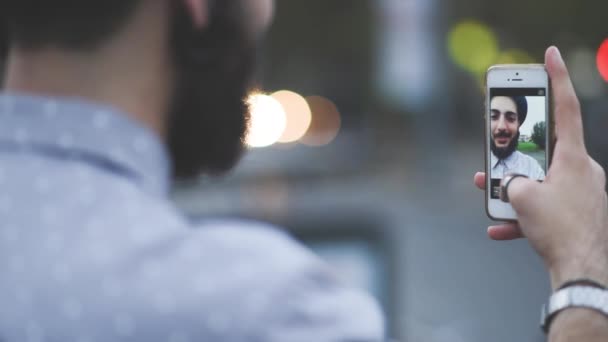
[488,88,547,199]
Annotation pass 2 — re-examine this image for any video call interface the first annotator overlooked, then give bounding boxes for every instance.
[489,88,547,200]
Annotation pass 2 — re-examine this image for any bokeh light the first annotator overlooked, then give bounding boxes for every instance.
[495,49,536,64]
[448,20,499,74]
[245,93,287,148]
[598,39,608,82]
[271,90,312,143]
[300,96,341,147]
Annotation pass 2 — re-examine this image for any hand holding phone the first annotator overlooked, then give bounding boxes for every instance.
[476,47,608,290]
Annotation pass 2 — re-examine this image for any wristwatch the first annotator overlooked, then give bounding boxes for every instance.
[541,285,608,333]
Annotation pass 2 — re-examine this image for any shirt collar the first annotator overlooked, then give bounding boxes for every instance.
[491,150,519,169]
[0,93,171,196]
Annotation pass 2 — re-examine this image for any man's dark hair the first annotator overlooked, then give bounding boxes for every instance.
[167,0,254,178]
[511,96,528,126]
[0,0,143,49]
[0,0,257,179]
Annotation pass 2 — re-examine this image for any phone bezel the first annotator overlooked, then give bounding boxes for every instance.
[485,64,551,221]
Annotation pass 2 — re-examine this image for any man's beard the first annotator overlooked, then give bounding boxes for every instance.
[491,131,519,160]
[167,1,254,179]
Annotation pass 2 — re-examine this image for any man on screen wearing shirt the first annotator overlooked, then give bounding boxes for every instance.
[490,95,545,180]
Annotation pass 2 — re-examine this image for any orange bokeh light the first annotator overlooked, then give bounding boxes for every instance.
[598,39,608,82]
[271,90,312,143]
[300,96,341,146]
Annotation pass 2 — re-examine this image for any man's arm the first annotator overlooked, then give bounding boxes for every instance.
[549,309,608,342]
[546,258,608,340]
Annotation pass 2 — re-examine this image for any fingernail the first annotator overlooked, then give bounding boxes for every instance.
[554,46,562,61]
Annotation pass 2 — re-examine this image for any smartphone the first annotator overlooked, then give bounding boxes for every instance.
[485,65,551,221]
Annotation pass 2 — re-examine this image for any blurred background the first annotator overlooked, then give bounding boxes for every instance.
[172,1,608,341]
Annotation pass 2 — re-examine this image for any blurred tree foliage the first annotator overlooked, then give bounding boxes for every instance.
[532,121,546,150]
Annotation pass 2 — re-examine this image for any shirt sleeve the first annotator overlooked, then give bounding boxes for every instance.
[256,262,386,342]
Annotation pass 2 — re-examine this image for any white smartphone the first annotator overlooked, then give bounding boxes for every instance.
[485,65,552,221]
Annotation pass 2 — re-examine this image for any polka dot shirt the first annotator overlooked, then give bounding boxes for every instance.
[0,94,385,342]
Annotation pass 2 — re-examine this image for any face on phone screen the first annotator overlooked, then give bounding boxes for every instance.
[489,88,547,199]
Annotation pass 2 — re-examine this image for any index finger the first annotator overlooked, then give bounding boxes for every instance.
[474,172,485,190]
[545,46,586,151]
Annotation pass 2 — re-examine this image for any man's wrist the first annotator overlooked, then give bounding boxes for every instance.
[548,307,608,341]
[549,259,608,291]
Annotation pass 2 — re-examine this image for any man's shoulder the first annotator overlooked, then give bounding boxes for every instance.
[514,150,534,160]
[191,219,305,255]
[181,219,321,275]
[131,219,385,340]
[137,218,324,290]
[511,151,544,179]
[514,151,543,168]
[189,220,385,340]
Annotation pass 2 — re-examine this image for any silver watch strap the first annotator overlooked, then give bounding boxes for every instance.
[541,285,608,333]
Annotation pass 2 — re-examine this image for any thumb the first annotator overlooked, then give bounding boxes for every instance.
[503,176,541,215]
[545,46,585,151]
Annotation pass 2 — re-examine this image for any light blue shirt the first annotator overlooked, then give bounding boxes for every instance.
[490,151,545,180]
[0,94,384,342]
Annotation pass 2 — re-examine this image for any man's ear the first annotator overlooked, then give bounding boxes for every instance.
[182,0,208,29]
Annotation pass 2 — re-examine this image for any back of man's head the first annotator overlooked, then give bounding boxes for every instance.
[0,0,142,49]
[0,0,260,179]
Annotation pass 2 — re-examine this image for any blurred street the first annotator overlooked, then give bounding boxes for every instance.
[172,0,608,340]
